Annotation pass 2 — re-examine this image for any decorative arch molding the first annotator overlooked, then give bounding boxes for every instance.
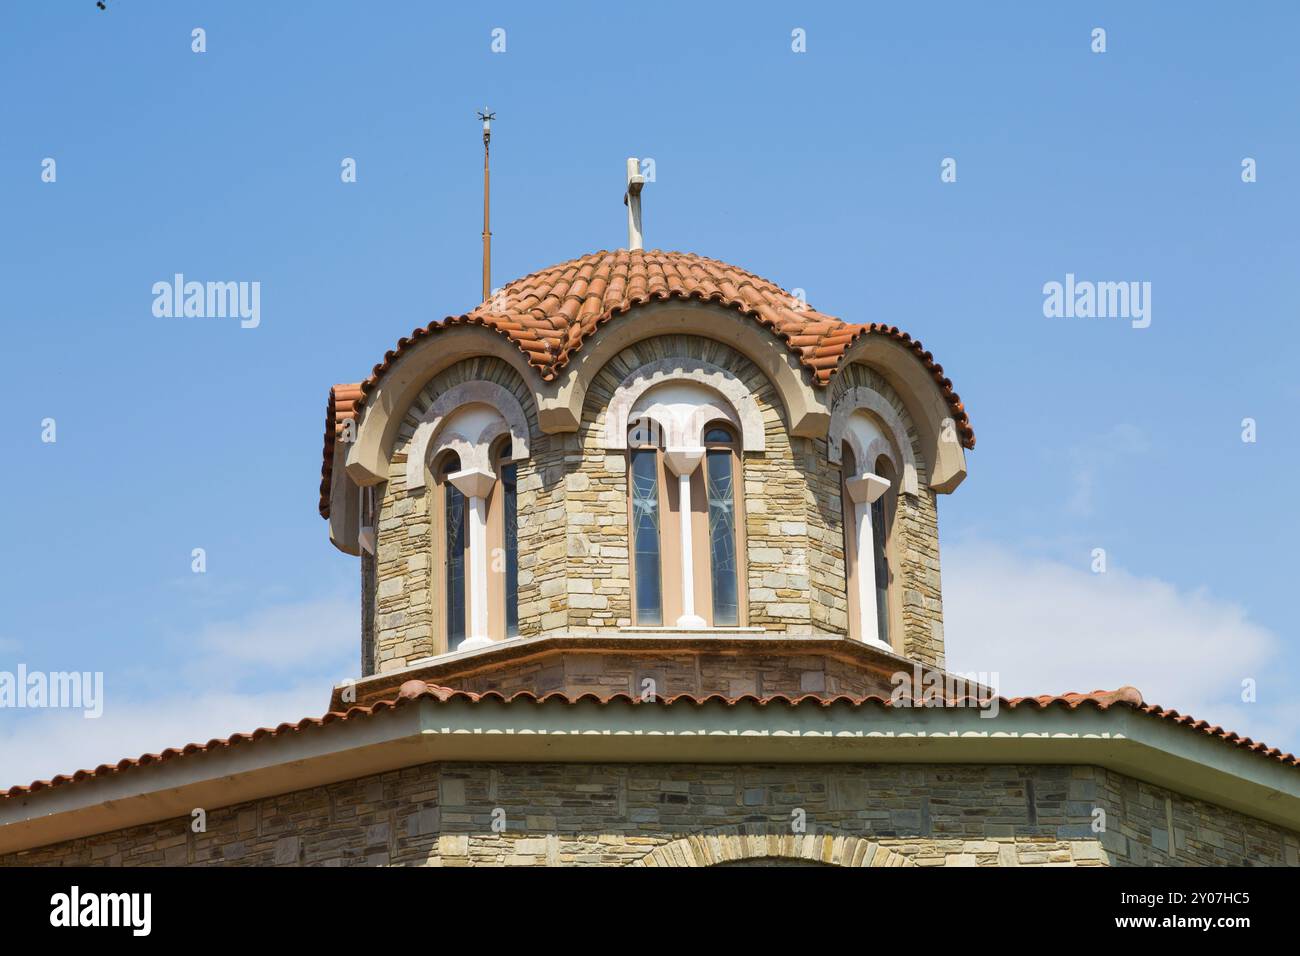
[557,300,828,440]
[828,387,919,495]
[834,340,968,493]
[602,357,766,452]
[631,828,917,868]
[328,447,362,556]
[405,382,530,492]
[853,433,899,477]
[344,306,968,493]
[345,325,548,487]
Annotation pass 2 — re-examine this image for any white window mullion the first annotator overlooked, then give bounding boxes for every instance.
[664,447,706,629]
[845,472,891,650]
[447,467,497,651]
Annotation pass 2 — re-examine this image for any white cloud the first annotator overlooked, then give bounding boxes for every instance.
[1063,423,1148,516]
[192,596,356,672]
[5,552,1292,792]
[0,682,329,792]
[943,540,1294,751]
[0,596,358,791]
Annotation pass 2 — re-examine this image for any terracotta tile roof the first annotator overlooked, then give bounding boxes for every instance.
[6,684,1296,802]
[1134,702,1300,763]
[358,248,974,435]
[318,383,362,518]
[319,250,974,518]
[321,249,975,518]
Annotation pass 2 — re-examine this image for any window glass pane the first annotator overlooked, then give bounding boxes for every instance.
[706,449,739,626]
[503,462,518,636]
[870,496,889,645]
[628,417,659,449]
[445,480,467,649]
[840,446,858,638]
[630,449,662,625]
[704,426,733,444]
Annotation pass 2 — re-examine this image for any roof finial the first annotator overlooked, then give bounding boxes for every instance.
[624,157,646,251]
[478,109,496,301]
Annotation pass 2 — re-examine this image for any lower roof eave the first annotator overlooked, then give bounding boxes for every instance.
[1,698,1297,855]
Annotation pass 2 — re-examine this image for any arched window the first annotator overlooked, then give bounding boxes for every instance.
[703,424,741,626]
[840,413,901,651]
[629,424,664,626]
[436,452,468,651]
[487,438,519,639]
[625,396,746,629]
[868,455,897,646]
[426,398,527,658]
[503,462,518,636]
[603,360,763,630]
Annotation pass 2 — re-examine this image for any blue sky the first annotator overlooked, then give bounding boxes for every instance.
[1,1,1297,786]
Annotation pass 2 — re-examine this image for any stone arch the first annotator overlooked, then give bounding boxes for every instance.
[602,357,766,452]
[631,828,917,867]
[405,381,530,492]
[346,325,549,486]
[828,386,919,495]
[554,300,828,440]
[833,341,968,493]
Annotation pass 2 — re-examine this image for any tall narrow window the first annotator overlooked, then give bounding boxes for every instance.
[869,494,890,645]
[483,439,521,641]
[413,385,532,655]
[441,454,467,650]
[870,455,897,647]
[841,437,898,650]
[704,426,739,626]
[502,461,518,636]
[625,410,746,629]
[630,437,663,626]
[840,443,863,642]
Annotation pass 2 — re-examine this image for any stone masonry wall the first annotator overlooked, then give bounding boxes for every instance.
[366,342,948,670]
[1093,768,1296,866]
[439,649,898,699]
[6,763,1296,867]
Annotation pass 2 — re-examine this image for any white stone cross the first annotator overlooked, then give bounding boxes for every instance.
[625,158,646,251]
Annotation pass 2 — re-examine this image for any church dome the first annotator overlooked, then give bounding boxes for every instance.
[358,248,973,448]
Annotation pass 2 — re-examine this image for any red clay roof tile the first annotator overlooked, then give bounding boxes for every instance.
[318,383,362,519]
[320,249,975,518]
[5,685,1296,802]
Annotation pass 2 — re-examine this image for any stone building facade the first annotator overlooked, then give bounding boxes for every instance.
[2,249,1296,866]
[361,325,950,674]
[8,763,1298,868]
